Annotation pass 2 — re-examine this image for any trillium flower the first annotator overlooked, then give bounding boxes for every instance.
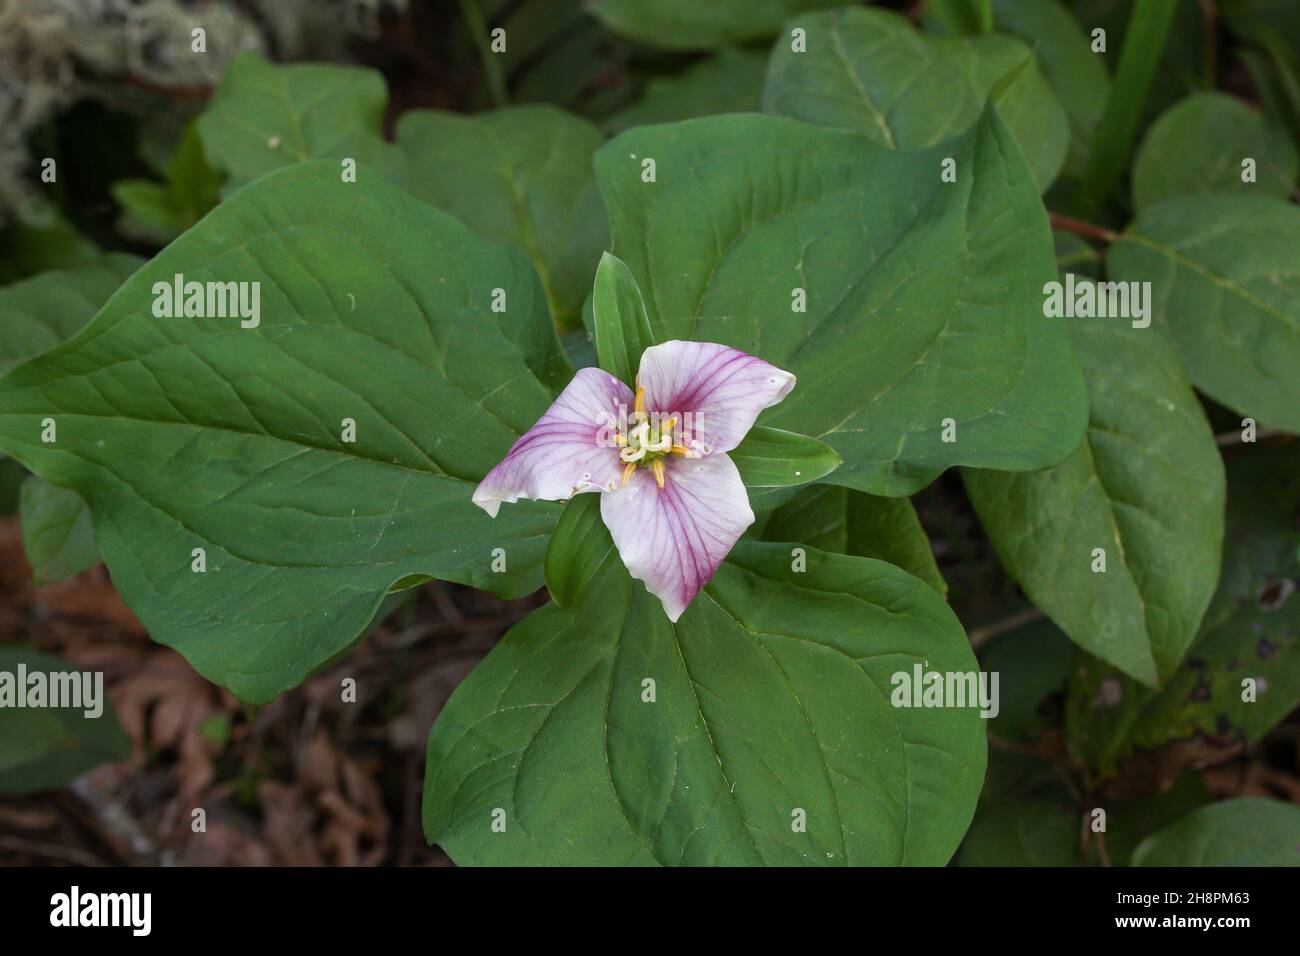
[473,340,796,621]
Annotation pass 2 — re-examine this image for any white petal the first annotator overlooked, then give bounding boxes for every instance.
[600,452,753,621]
[473,368,631,516]
[636,340,795,455]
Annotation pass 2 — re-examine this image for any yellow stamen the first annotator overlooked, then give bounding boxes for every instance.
[614,433,627,447]
[651,459,665,488]
[670,444,691,457]
[621,462,636,486]
[634,377,646,415]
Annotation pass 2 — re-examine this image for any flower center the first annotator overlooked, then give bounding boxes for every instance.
[614,382,692,488]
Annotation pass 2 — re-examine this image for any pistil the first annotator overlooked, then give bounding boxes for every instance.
[615,390,685,487]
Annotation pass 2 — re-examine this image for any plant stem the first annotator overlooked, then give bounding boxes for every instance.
[1075,0,1178,218]
[974,0,994,33]
[1215,428,1288,447]
[968,607,1045,649]
[1049,212,1119,243]
[1199,0,1219,88]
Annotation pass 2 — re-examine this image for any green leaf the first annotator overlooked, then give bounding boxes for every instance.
[991,0,1111,177]
[0,254,142,376]
[378,106,609,329]
[1132,798,1300,866]
[111,181,178,241]
[0,162,570,704]
[1102,773,1211,866]
[196,54,387,196]
[113,122,223,243]
[1077,0,1210,122]
[761,7,1069,191]
[595,111,1088,497]
[956,796,1083,866]
[1132,93,1297,210]
[589,0,843,50]
[606,49,768,133]
[754,484,945,595]
[544,494,614,608]
[965,317,1224,686]
[591,251,655,386]
[1108,194,1300,434]
[0,646,130,793]
[197,57,607,330]
[728,426,841,491]
[455,0,509,106]
[977,617,1075,740]
[925,0,995,35]
[1065,445,1300,778]
[957,770,1211,866]
[424,541,986,865]
[1239,44,1300,145]
[0,200,101,284]
[20,476,99,585]
[1053,230,1101,278]
[1223,0,1300,53]
[1074,0,1179,217]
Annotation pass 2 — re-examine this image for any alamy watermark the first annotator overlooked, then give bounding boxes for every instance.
[50,886,151,936]
[152,273,261,328]
[1043,272,1151,328]
[0,662,104,718]
[890,664,999,719]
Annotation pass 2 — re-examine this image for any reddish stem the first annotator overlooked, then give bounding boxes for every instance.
[1049,212,1119,243]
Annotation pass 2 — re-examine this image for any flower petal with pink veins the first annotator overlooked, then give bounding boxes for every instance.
[636,340,795,455]
[473,368,631,517]
[600,452,754,621]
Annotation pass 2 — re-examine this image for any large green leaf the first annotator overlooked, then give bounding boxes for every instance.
[965,318,1224,686]
[762,7,1069,191]
[1132,93,1297,210]
[378,106,608,329]
[1066,445,1300,777]
[20,476,99,586]
[1107,194,1300,434]
[0,163,570,703]
[197,57,607,331]
[1132,798,1300,866]
[196,54,387,196]
[0,646,130,793]
[754,484,944,594]
[424,541,985,865]
[606,49,768,133]
[588,0,844,50]
[595,110,1088,497]
[0,254,142,376]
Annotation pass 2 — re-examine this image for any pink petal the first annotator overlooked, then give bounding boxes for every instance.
[473,368,632,517]
[600,452,754,621]
[636,340,796,455]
